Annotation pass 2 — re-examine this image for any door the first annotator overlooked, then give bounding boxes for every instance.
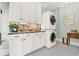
[50,32,56,43]
[9,35,23,56]
[50,15,56,25]
[23,34,32,55]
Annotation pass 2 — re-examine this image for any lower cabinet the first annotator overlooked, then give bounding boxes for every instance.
[8,34,24,56]
[23,34,32,55]
[32,33,45,51]
[8,32,45,56]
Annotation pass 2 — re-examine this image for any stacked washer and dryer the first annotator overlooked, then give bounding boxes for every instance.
[42,11,56,48]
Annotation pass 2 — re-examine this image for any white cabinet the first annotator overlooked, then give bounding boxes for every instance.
[9,2,42,24]
[9,2,21,21]
[40,32,46,47]
[8,34,32,56]
[21,2,42,24]
[32,32,45,51]
[8,34,23,56]
[21,3,30,22]
[32,33,41,51]
[23,34,32,55]
[8,32,45,56]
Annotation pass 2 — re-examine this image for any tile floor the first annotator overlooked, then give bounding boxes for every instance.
[27,41,79,56]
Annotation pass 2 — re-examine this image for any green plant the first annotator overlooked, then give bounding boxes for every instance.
[9,23,16,28]
[9,22,18,32]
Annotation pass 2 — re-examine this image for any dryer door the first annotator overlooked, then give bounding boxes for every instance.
[50,15,56,25]
[50,32,56,42]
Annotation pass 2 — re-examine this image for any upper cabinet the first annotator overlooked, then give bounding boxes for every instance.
[9,2,42,24]
[21,3,30,22]
[9,2,21,21]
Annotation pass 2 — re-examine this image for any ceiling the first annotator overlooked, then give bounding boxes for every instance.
[41,2,72,11]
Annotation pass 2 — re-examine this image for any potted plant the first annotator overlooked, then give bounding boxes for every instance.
[9,21,19,32]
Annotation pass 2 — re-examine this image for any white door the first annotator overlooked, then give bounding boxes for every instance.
[29,3,42,24]
[21,2,31,22]
[32,33,42,51]
[29,3,36,23]
[39,32,45,47]
[23,34,32,55]
[34,4,42,24]
[9,35,23,56]
[9,2,21,21]
[21,2,42,24]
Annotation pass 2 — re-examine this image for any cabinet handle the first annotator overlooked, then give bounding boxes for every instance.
[24,39,26,40]
[19,18,23,20]
[21,39,23,41]
[14,36,19,37]
[36,33,38,35]
[39,35,41,37]
[54,30,56,31]
[21,39,26,41]
[27,34,30,36]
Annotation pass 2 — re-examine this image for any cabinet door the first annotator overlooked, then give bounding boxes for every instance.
[32,33,42,51]
[36,32,45,48]
[21,3,31,22]
[1,39,9,55]
[9,2,21,21]
[34,4,42,24]
[40,32,46,47]
[29,3,36,23]
[29,3,42,24]
[21,2,42,24]
[23,34,32,55]
[8,35,23,56]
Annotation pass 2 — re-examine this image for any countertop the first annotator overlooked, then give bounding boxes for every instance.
[8,31,46,35]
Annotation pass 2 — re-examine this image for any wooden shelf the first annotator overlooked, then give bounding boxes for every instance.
[67,33,79,39]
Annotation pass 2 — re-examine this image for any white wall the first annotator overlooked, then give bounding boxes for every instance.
[0,2,9,55]
[0,3,2,33]
[1,2,9,39]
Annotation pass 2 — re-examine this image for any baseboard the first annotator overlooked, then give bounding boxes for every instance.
[56,38,62,42]
[70,41,79,47]
[0,49,9,56]
[56,38,79,47]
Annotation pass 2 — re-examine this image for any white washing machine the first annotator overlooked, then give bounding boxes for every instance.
[42,11,56,30]
[45,30,56,48]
